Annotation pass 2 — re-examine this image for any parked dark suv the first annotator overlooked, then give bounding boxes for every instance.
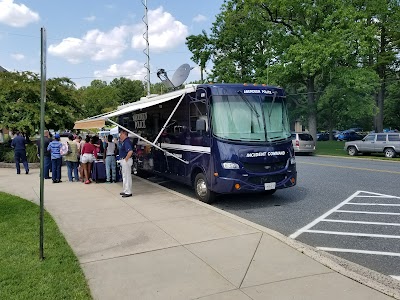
[344,133,400,158]
[337,130,364,141]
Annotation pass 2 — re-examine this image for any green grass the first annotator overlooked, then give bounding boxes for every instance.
[0,192,92,300]
[316,140,400,161]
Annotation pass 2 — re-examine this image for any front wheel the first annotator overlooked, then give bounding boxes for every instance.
[347,146,358,156]
[194,173,215,204]
[384,148,396,158]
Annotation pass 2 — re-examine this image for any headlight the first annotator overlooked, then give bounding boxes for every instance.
[222,162,240,169]
[290,157,296,165]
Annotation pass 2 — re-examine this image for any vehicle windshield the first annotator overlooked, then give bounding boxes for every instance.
[211,94,291,142]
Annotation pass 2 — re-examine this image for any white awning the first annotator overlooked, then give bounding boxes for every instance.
[73,84,197,129]
[103,84,197,119]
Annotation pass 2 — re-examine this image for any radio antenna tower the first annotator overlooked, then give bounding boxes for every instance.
[142,0,150,95]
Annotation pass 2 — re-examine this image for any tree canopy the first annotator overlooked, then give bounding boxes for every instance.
[186,0,400,137]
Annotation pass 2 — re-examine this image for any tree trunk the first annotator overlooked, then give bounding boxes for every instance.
[375,83,385,132]
[374,25,387,133]
[307,76,317,141]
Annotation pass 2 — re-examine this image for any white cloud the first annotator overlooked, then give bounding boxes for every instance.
[84,15,96,22]
[48,26,132,63]
[193,14,207,23]
[94,60,147,81]
[11,53,24,60]
[0,0,39,27]
[131,6,188,52]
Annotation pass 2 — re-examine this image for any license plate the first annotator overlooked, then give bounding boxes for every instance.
[264,182,276,190]
[305,145,311,147]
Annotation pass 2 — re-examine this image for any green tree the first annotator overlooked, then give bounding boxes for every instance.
[0,71,79,134]
[76,80,118,118]
[109,77,145,104]
[186,30,212,82]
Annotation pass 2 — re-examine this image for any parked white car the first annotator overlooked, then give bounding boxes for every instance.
[291,132,315,154]
[344,133,400,158]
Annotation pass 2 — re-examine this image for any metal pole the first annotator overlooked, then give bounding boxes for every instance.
[39,27,47,260]
[143,0,151,95]
[106,119,189,164]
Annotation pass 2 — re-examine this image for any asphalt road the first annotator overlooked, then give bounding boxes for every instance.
[144,155,400,279]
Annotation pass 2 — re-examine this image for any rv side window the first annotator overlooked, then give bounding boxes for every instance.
[190,101,208,131]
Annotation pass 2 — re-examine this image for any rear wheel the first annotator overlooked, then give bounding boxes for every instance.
[384,148,396,158]
[347,146,358,156]
[194,173,215,204]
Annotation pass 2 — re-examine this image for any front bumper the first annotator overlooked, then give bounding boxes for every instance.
[211,171,297,194]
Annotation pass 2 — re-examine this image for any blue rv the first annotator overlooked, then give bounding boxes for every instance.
[101,83,296,203]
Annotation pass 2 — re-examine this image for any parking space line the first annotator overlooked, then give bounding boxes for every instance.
[289,191,360,239]
[357,195,399,198]
[305,230,400,239]
[336,210,400,216]
[322,219,400,227]
[316,247,400,257]
[347,203,400,207]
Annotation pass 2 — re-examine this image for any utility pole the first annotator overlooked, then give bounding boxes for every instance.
[39,27,47,260]
[143,0,150,95]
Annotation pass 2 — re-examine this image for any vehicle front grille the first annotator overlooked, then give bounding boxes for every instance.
[248,174,287,185]
[242,161,286,173]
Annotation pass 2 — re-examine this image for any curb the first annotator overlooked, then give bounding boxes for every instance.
[0,162,40,169]
[135,175,400,299]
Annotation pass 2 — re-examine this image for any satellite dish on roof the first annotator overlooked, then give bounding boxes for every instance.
[157,63,193,90]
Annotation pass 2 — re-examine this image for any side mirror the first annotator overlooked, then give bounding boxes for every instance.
[196,119,206,131]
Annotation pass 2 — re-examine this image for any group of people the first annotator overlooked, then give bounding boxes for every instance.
[37,129,134,197]
[10,128,134,198]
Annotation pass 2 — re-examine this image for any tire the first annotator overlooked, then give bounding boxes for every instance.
[264,189,276,195]
[194,173,215,204]
[384,148,396,158]
[347,146,358,156]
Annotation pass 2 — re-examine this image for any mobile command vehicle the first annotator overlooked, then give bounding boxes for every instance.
[111,83,297,203]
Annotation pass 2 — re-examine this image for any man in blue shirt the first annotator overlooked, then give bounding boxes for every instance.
[47,133,62,183]
[118,129,133,197]
[11,131,29,174]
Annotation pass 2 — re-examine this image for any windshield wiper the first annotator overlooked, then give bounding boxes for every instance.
[237,91,260,118]
[267,91,277,120]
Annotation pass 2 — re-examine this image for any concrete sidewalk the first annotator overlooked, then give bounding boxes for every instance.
[0,168,398,300]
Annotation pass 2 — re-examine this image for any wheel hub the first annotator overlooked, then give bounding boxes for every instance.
[196,179,208,198]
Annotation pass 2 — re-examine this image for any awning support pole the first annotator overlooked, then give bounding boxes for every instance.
[153,93,185,144]
[106,119,189,165]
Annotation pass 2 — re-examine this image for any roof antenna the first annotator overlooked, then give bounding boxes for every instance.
[157,63,193,90]
[142,0,150,96]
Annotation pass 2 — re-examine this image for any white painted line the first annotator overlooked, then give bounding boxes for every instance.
[322,219,400,227]
[391,276,400,281]
[305,230,400,239]
[336,210,400,216]
[356,195,400,198]
[346,203,400,207]
[289,191,361,239]
[355,191,400,198]
[317,247,400,257]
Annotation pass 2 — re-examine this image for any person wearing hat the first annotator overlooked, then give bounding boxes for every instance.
[118,129,133,197]
[47,133,63,183]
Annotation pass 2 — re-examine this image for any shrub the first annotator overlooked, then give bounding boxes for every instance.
[1,144,39,163]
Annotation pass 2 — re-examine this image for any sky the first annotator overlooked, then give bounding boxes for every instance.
[0,0,224,87]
